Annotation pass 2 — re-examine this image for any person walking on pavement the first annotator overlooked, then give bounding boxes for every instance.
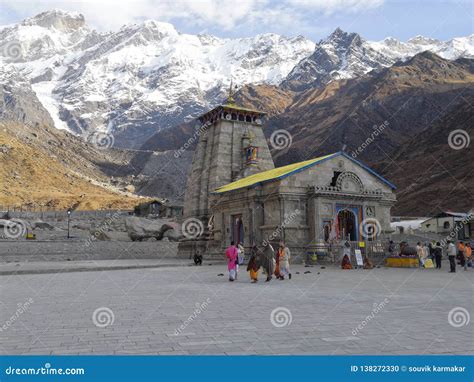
[226,241,238,281]
[447,240,457,273]
[277,240,291,280]
[260,242,275,282]
[463,243,472,271]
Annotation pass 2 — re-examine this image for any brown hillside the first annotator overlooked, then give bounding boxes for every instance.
[0,122,148,210]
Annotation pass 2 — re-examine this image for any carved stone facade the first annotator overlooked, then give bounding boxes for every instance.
[207,153,396,261]
[178,102,396,261]
[178,102,275,258]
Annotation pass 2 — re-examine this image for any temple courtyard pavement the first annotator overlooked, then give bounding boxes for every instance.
[1,261,472,355]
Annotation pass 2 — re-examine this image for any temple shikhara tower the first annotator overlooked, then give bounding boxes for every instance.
[178,87,396,261]
[183,91,274,220]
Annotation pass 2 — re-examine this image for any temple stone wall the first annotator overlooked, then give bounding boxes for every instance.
[206,154,396,261]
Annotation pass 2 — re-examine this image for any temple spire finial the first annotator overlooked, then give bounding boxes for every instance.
[226,79,237,106]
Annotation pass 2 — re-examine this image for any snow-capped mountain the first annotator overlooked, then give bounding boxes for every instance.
[0,10,472,148]
[369,34,474,61]
[283,27,474,91]
[0,10,315,147]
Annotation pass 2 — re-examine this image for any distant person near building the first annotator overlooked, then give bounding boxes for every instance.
[434,242,443,269]
[447,240,457,273]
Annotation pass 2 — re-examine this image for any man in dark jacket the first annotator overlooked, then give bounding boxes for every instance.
[260,242,275,282]
[434,242,443,269]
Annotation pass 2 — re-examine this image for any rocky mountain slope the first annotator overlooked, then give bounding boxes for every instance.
[0,121,147,210]
[377,100,473,215]
[283,28,474,91]
[137,53,473,215]
[1,10,472,149]
[0,10,315,147]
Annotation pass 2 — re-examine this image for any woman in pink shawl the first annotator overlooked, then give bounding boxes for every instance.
[226,241,238,282]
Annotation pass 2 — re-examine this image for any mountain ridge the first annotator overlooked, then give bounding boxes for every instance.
[1,9,473,148]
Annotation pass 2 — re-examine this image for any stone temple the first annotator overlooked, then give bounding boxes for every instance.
[177,96,396,262]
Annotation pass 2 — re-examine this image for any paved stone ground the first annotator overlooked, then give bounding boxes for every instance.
[0,259,196,275]
[0,264,472,355]
[0,240,179,262]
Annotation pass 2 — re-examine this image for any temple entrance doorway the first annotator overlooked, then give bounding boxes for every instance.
[232,214,244,245]
[338,209,357,241]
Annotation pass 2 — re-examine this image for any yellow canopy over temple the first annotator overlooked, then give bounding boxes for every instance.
[214,153,336,194]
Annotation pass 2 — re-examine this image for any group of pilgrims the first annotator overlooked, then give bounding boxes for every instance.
[225,240,291,282]
[215,238,473,282]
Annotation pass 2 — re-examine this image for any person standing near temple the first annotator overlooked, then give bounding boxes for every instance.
[434,242,443,269]
[463,243,472,271]
[388,240,396,256]
[226,241,238,281]
[423,243,430,264]
[447,240,457,273]
[261,242,275,282]
[458,241,465,269]
[274,243,281,279]
[247,245,261,283]
[235,242,245,279]
[278,240,291,280]
[416,242,424,267]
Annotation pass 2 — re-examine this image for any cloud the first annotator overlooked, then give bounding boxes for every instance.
[1,0,264,31]
[286,0,384,14]
[1,0,385,32]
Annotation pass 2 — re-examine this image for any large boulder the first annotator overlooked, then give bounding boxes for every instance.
[125,217,184,241]
[161,222,183,241]
[32,220,58,230]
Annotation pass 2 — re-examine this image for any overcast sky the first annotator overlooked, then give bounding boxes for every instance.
[0,0,472,41]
